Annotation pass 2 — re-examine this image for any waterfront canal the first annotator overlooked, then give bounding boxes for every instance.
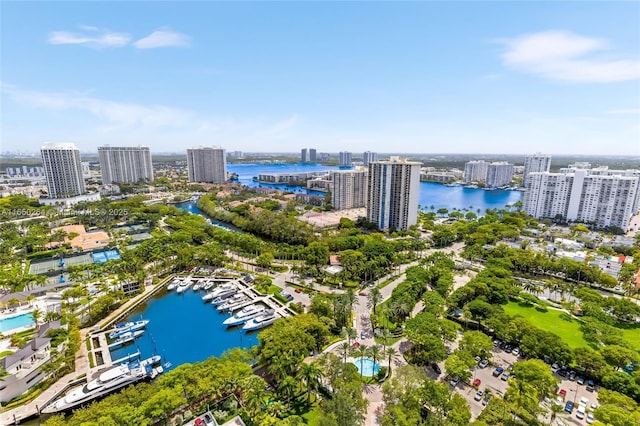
[109,288,259,372]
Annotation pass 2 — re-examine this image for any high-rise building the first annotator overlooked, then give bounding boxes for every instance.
[98,146,153,185]
[301,149,308,163]
[339,151,352,167]
[41,143,85,198]
[463,160,488,183]
[366,157,421,231]
[187,146,227,183]
[524,167,640,231]
[363,151,378,166]
[309,149,317,163]
[486,162,515,188]
[523,153,552,188]
[331,169,367,210]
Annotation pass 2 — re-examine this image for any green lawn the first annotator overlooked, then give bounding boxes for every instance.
[618,326,640,351]
[502,302,589,349]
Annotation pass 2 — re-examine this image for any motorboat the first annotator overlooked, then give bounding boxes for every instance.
[108,320,149,339]
[109,330,144,349]
[42,356,162,413]
[217,295,250,312]
[210,289,237,305]
[223,306,269,326]
[243,312,278,331]
[202,282,236,302]
[167,279,180,291]
[192,281,202,291]
[202,280,215,291]
[176,280,193,294]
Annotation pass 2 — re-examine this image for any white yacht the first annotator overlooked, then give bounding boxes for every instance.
[210,289,238,306]
[42,356,161,413]
[223,306,268,326]
[176,280,193,294]
[192,280,202,291]
[217,295,250,312]
[108,320,149,339]
[202,282,236,302]
[109,330,144,348]
[243,312,278,331]
[166,279,180,291]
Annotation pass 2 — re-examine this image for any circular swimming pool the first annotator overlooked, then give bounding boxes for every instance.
[352,357,380,377]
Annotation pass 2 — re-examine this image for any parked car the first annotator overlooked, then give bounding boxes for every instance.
[203,414,215,426]
[478,359,489,368]
[493,367,504,377]
[559,389,567,398]
[551,362,559,371]
[360,331,366,339]
[482,396,490,406]
[474,356,482,363]
[577,376,585,385]
[473,378,481,387]
[449,376,460,387]
[512,347,520,356]
[586,412,595,424]
[558,366,568,377]
[564,401,574,413]
[294,288,302,293]
[569,371,577,381]
[474,389,484,401]
[586,380,595,391]
[431,363,442,374]
[501,372,510,381]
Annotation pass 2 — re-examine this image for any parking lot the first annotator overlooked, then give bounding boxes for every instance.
[439,342,600,424]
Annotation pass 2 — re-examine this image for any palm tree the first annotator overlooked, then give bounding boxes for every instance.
[346,327,357,345]
[26,295,36,307]
[367,287,382,315]
[278,375,297,408]
[338,342,351,364]
[31,308,43,330]
[266,400,287,419]
[297,362,323,404]
[44,310,61,323]
[549,403,564,426]
[353,344,370,377]
[385,347,400,376]
[369,345,382,366]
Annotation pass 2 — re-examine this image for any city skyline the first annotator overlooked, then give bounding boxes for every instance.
[2,2,639,155]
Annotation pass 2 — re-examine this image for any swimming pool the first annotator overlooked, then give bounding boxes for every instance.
[352,357,380,377]
[0,313,35,333]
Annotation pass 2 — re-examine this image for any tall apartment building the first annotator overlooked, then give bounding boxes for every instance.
[98,146,153,185]
[463,160,488,183]
[366,157,421,231]
[41,143,86,198]
[331,169,367,210]
[486,162,515,188]
[363,151,378,166]
[523,153,552,188]
[301,149,308,163]
[309,149,317,163]
[186,146,227,183]
[339,151,352,167]
[524,167,640,231]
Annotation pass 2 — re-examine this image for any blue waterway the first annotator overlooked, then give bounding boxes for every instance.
[227,163,522,213]
[109,289,259,371]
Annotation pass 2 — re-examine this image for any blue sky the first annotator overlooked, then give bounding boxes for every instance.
[1,2,639,155]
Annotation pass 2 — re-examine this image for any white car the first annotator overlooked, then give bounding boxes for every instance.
[586,412,595,424]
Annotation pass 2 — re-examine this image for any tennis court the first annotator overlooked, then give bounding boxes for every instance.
[92,249,121,264]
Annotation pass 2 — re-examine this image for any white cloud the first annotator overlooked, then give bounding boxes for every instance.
[499,30,640,83]
[5,86,193,127]
[133,29,190,49]
[47,29,131,48]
